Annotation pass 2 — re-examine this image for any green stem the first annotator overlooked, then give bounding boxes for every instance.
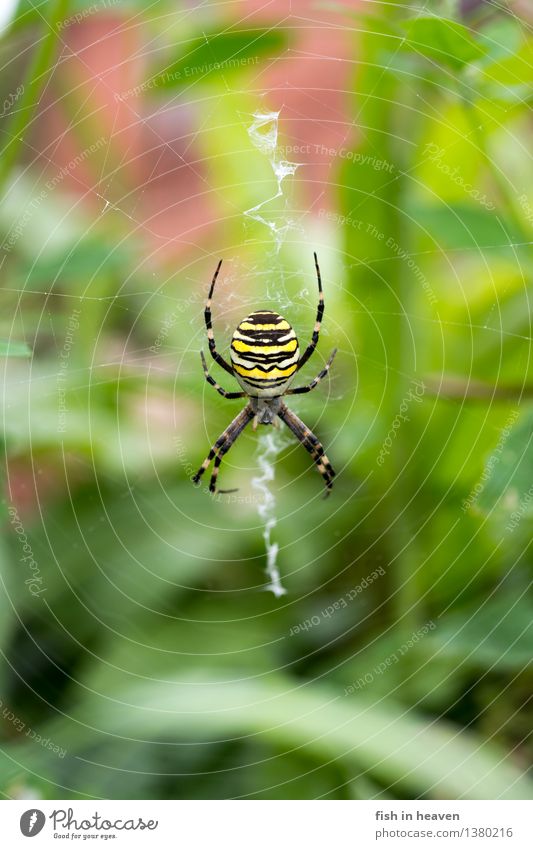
[353,19,425,637]
[388,167,425,638]
[424,374,533,401]
[0,0,70,193]
[0,452,14,670]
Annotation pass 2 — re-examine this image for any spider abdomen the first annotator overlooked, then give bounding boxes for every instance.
[230,310,299,396]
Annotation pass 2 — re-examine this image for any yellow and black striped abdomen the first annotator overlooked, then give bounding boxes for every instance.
[230,311,299,396]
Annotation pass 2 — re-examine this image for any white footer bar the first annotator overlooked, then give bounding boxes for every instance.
[1,799,532,848]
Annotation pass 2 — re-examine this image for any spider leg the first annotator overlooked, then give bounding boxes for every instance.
[192,404,254,494]
[205,259,234,376]
[277,403,336,495]
[286,348,337,395]
[200,351,246,399]
[296,251,325,373]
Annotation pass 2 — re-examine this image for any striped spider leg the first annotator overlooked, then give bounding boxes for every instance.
[277,403,336,495]
[192,403,254,494]
[295,251,324,373]
[199,351,246,400]
[204,259,234,376]
[286,347,338,396]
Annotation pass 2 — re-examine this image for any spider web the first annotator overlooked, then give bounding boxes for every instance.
[241,107,305,597]
[1,0,532,740]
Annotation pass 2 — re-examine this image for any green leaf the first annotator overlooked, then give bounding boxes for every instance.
[432,594,533,673]
[475,408,533,529]
[7,0,149,34]
[476,17,525,63]
[149,27,288,89]
[2,674,532,800]
[478,41,533,102]
[408,202,518,251]
[322,5,403,40]
[402,17,486,71]
[0,340,31,357]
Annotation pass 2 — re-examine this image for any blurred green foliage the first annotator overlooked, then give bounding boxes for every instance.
[0,1,532,800]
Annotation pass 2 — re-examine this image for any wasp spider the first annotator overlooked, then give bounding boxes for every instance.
[192,253,337,495]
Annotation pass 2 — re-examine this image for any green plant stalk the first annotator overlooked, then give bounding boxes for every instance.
[386,121,426,639]
[0,525,12,654]
[0,0,69,677]
[0,451,14,672]
[351,20,426,637]
[0,0,71,193]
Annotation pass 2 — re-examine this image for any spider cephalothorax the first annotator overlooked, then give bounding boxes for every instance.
[192,253,337,495]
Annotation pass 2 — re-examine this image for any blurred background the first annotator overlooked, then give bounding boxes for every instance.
[0,0,532,800]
